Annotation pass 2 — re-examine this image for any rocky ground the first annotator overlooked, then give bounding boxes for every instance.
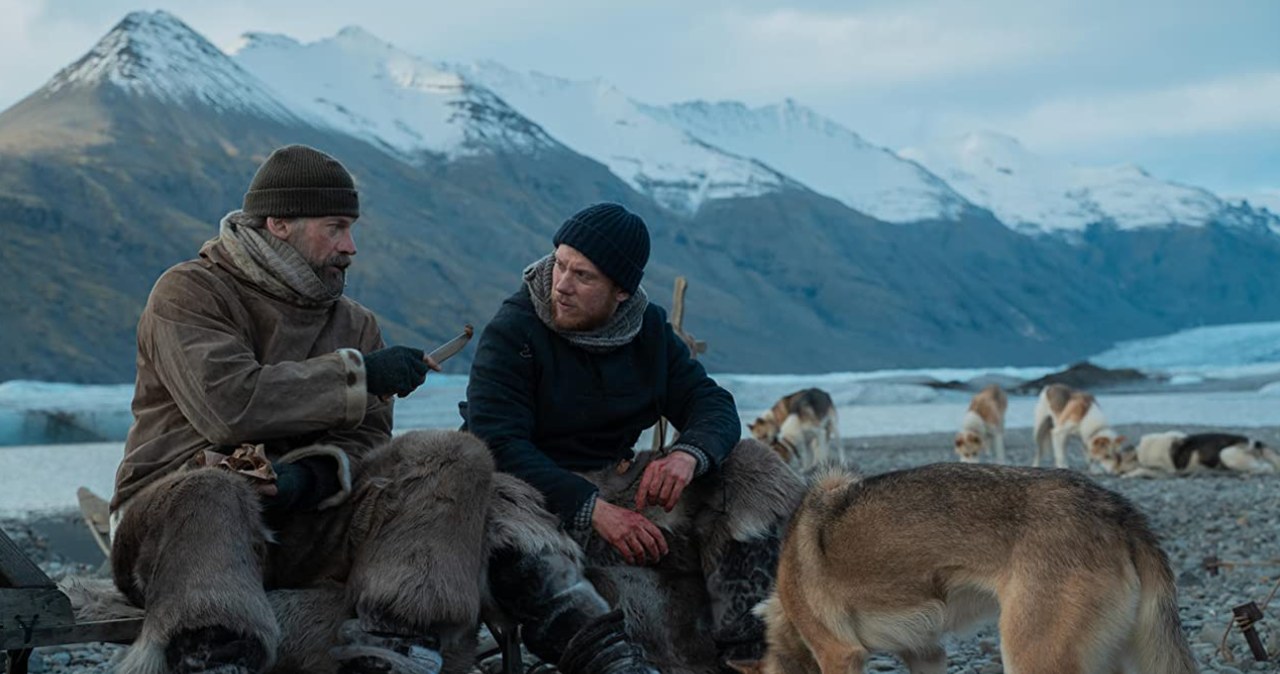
[4,423,1279,672]
[841,423,1280,673]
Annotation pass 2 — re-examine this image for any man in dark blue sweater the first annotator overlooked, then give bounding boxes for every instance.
[466,203,803,671]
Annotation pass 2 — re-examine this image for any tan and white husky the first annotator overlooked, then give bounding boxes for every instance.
[1032,384,1125,469]
[954,385,1007,464]
[1101,431,1280,478]
[749,388,840,471]
[731,463,1197,674]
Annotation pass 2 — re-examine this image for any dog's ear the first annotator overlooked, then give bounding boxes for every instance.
[1114,435,1127,447]
[726,660,764,674]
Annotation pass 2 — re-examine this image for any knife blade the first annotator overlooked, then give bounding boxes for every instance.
[426,324,474,364]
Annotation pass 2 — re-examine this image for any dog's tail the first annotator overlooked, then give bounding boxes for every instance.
[804,463,858,515]
[1129,535,1197,673]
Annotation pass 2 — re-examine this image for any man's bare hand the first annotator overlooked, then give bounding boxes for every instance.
[591,499,669,565]
[635,451,696,512]
[254,481,278,497]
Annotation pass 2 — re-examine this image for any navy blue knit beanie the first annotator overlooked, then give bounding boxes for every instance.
[552,203,650,294]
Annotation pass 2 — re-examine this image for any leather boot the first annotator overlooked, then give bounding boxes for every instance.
[165,625,269,674]
[329,619,444,674]
[488,547,609,662]
[558,610,659,674]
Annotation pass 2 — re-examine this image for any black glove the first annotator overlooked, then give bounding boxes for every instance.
[364,346,430,397]
[267,458,341,511]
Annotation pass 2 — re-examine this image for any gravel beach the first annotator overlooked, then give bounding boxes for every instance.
[4,422,1278,672]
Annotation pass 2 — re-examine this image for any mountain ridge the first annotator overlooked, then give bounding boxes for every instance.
[2,10,1279,384]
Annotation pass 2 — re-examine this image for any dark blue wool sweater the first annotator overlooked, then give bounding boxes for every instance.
[464,287,740,525]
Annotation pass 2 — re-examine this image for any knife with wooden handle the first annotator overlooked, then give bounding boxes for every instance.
[427,324,474,364]
[378,324,474,402]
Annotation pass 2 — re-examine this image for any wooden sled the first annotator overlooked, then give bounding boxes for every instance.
[1,520,142,674]
[1,488,526,674]
[76,487,112,559]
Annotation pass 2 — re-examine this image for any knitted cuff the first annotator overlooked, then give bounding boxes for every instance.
[672,443,710,477]
[569,492,599,545]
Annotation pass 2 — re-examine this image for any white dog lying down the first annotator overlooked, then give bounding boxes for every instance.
[1100,431,1280,478]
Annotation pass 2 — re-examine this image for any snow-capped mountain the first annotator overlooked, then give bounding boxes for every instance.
[232,29,557,160]
[1230,189,1280,217]
[446,61,794,215]
[7,9,1280,384]
[63,14,1267,233]
[900,131,1274,234]
[646,100,972,223]
[43,11,298,123]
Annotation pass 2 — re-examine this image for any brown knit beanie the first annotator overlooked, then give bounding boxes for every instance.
[242,145,359,218]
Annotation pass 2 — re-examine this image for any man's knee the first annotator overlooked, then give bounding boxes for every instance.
[110,470,279,672]
[135,467,260,515]
[112,469,263,602]
[369,430,494,482]
[712,439,803,542]
[723,438,790,477]
[486,473,580,558]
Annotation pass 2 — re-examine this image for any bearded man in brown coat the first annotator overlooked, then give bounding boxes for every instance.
[110,145,659,674]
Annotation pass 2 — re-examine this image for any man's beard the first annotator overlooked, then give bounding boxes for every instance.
[312,255,350,295]
[552,295,612,331]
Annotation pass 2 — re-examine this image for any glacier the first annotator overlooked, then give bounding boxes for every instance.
[4,321,1280,450]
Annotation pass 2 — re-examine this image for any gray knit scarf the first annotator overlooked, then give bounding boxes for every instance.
[523,254,648,353]
[211,211,343,307]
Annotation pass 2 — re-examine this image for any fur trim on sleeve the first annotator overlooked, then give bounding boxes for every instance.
[336,348,368,429]
[278,444,353,510]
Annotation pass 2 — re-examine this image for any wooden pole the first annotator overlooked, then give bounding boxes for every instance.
[653,276,706,452]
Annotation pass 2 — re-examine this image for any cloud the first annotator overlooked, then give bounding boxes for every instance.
[700,3,1058,95]
[999,71,1280,150]
[0,1,113,108]
[0,0,40,42]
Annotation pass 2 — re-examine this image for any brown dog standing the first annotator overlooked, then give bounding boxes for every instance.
[732,463,1196,674]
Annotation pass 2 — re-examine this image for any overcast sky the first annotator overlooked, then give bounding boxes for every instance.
[2,0,1276,198]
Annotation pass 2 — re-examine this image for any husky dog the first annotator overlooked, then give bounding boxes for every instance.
[1032,384,1125,469]
[1101,431,1280,478]
[730,463,1196,674]
[749,388,840,471]
[953,385,1007,464]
